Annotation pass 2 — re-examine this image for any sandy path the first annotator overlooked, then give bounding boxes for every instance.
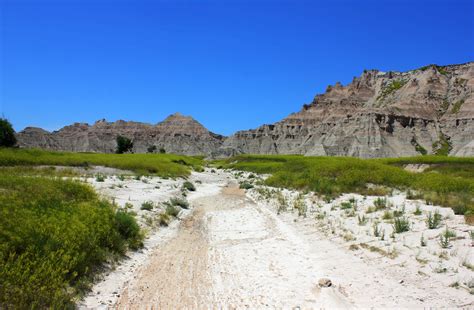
[117,184,350,308]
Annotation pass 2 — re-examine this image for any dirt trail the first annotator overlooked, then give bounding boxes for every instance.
[117,184,350,308]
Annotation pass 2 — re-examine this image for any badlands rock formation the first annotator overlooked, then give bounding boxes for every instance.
[17,62,474,157]
[16,113,224,156]
[220,62,474,157]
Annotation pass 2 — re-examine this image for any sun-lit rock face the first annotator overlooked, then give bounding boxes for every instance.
[219,62,474,158]
[16,113,225,156]
[16,62,474,157]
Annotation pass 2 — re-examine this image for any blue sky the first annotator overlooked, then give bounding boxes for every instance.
[1,0,473,135]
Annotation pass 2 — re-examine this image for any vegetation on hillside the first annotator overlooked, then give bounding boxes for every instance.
[221,155,474,218]
[0,167,143,308]
[0,148,203,177]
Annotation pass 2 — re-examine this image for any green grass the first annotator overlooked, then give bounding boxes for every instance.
[0,168,143,308]
[221,155,474,217]
[0,148,203,177]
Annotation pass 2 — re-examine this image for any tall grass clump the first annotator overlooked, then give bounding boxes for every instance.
[426,210,443,229]
[0,169,143,308]
[393,217,410,233]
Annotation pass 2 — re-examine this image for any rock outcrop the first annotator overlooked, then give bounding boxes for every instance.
[219,62,474,158]
[16,113,225,156]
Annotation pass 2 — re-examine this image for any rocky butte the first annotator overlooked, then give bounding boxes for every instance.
[16,113,224,156]
[17,62,474,158]
[219,62,474,158]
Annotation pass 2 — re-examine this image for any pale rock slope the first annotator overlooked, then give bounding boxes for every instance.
[220,62,474,158]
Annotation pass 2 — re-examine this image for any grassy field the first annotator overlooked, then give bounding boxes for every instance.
[220,155,474,219]
[0,148,203,177]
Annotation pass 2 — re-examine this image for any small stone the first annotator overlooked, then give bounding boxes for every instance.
[399,280,404,284]
[318,278,332,288]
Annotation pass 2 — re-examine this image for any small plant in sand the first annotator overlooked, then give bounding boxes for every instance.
[366,206,376,213]
[118,174,126,181]
[276,191,287,214]
[470,230,474,241]
[420,234,427,247]
[315,211,326,220]
[166,204,180,217]
[413,205,422,216]
[294,194,307,217]
[158,213,171,226]
[239,182,254,190]
[393,217,410,233]
[95,174,105,182]
[169,197,189,209]
[439,226,456,249]
[358,215,368,226]
[182,181,196,191]
[141,201,154,211]
[373,223,381,237]
[393,205,405,217]
[374,197,387,210]
[340,201,353,210]
[382,210,394,220]
[426,210,442,229]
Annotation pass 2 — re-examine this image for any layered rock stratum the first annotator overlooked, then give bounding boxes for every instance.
[17,62,474,157]
[219,62,474,157]
[16,113,224,156]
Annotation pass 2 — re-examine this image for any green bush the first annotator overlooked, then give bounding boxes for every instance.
[141,201,154,211]
[182,181,196,191]
[0,170,143,308]
[116,135,133,154]
[0,118,16,147]
[426,210,442,229]
[393,217,410,233]
[169,197,189,209]
[239,182,254,190]
[165,205,180,217]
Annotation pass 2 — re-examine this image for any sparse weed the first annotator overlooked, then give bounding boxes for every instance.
[95,174,105,182]
[358,215,368,226]
[426,210,442,229]
[141,201,154,211]
[374,197,387,210]
[393,217,410,233]
[169,197,189,209]
[182,181,196,191]
[414,205,422,215]
[382,210,394,220]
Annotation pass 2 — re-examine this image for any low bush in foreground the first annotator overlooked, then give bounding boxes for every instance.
[0,169,143,308]
[0,148,203,178]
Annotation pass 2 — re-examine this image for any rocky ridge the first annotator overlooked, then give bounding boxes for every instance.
[16,62,474,157]
[16,113,224,156]
[219,62,474,157]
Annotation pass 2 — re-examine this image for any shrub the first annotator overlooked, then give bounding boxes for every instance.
[0,118,16,147]
[420,234,427,247]
[141,201,154,211]
[393,217,410,233]
[169,197,189,209]
[166,205,180,217]
[382,211,393,220]
[413,206,422,215]
[115,210,143,250]
[373,223,381,237]
[439,226,455,248]
[182,181,196,191]
[158,213,170,226]
[95,174,105,182]
[239,182,254,190]
[116,135,133,154]
[0,171,143,308]
[374,197,387,210]
[159,147,166,154]
[147,145,157,153]
[426,210,442,229]
[358,215,368,226]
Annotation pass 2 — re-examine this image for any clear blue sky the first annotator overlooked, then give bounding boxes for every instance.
[1,0,473,135]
